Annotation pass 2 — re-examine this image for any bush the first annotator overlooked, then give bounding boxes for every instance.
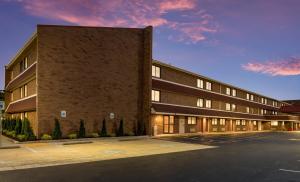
[68,133,77,139]
[78,119,86,138]
[125,131,135,136]
[6,130,16,138]
[87,133,99,138]
[41,134,52,140]
[21,118,36,141]
[52,118,62,140]
[15,118,22,135]
[117,119,124,136]
[100,119,108,137]
[17,134,26,142]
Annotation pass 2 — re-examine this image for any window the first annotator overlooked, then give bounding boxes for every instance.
[20,57,28,73]
[24,84,28,97]
[152,65,160,78]
[271,121,278,126]
[151,90,160,102]
[246,93,250,100]
[220,119,226,125]
[261,109,264,115]
[253,121,257,125]
[212,118,218,125]
[188,117,196,125]
[11,92,14,101]
[264,99,267,105]
[232,104,236,111]
[197,98,203,107]
[250,94,254,101]
[225,103,231,111]
[236,120,241,125]
[241,120,246,125]
[20,84,28,98]
[163,116,174,133]
[11,71,14,80]
[246,107,250,113]
[226,87,231,95]
[275,111,278,115]
[264,109,267,114]
[206,100,211,108]
[206,82,212,91]
[197,79,204,89]
[20,87,23,99]
[232,89,236,97]
[261,98,264,103]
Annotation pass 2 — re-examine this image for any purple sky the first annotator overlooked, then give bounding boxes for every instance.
[1,0,300,100]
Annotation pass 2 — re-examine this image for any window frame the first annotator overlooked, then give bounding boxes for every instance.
[197,98,204,107]
[152,65,161,78]
[187,117,196,125]
[151,90,160,102]
[197,79,204,89]
[206,99,212,108]
[225,103,231,111]
[206,82,212,91]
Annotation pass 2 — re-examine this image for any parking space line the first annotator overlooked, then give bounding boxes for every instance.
[279,169,300,173]
[24,147,38,153]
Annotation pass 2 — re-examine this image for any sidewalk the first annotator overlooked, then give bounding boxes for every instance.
[0,135,20,149]
[0,138,215,172]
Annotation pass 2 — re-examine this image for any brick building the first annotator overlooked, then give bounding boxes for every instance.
[4,25,300,138]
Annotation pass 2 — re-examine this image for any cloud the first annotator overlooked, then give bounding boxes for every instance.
[242,57,300,76]
[11,0,217,43]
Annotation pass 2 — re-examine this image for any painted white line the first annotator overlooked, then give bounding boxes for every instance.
[24,147,38,153]
[279,169,300,173]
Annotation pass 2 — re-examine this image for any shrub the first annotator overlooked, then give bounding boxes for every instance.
[52,118,62,140]
[100,119,107,137]
[125,131,135,136]
[117,119,124,136]
[21,118,36,141]
[17,134,26,142]
[15,118,22,135]
[68,133,77,139]
[87,133,99,138]
[7,130,16,138]
[78,119,86,138]
[41,134,52,140]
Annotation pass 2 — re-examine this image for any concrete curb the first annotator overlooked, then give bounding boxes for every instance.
[0,145,20,149]
[62,141,93,145]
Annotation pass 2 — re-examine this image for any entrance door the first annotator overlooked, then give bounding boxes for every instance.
[179,117,185,134]
[163,116,174,133]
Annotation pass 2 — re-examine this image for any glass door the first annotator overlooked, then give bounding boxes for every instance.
[163,116,174,133]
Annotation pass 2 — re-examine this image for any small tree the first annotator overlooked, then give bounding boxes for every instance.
[15,118,22,135]
[100,119,107,137]
[78,119,86,138]
[117,119,124,136]
[52,118,62,139]
[21,118,36,140]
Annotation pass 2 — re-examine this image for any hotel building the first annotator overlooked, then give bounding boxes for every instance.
[4,25,300,137]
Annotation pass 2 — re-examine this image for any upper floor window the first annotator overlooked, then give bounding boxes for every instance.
[20,57,28,73]
[246,93,250,100]
[253,121,257,125]
[188,117,196,125]
[241,120,246,125]
[232,104,236,111]
[197,98,203,107]
[226,87,231,95]
[232,89,236,97]
[264,98,267,105]
[246,107,250,113]
[11,92,14,102]
[206,82,212,91]
[220,119,226,125]
[152,65,160,78]
[212,118,218,125]
[151,90,160,102]
[250,94,254,101]
[236,120,241,125]
[260,109,264,115]
[197,79,204,89]
[206,99,211,108]
[20,84,28,99]
[225,103,231,111]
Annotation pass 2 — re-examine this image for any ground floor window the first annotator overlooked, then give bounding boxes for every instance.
[220,119,226,125]
[212,118,218,125]
[241,120,246,125]
[163,115,174,133]
[236,120,241,125]
[271,121,278,126]
[188,117,196,125]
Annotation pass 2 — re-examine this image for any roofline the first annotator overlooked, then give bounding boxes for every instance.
[6,31,37,69]
[153,59,286,103]
[37,24,152,30]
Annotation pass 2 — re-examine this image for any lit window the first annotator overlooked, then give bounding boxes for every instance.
[188,117,196,125]
[206,82,212,91]
[261,109,264,115]
[253,121,257,125]
[246,107,250,113]
[151,90,160,102]
[225,103,231,111]
[212,118,218,125]
[271,121,278,126]
[246,93,250,100]
[20,87,23,99]
[197,79,204,89]
[220,119,226,125]
[264,99,267,105]
[226,88,231,95]
[197,98,203,107]
[242,120,246,125]
[20,57,28,73]
[261,98,264,103]
[232,104,236,111]
[11,92,14,101]
[24,84,28,97]
[275,111,277,115]
[206,100,211,108]
[264,109,267,114]
[250,95,254,101]
[236,120,241,125]
[232,89,236,97]
[152,65,160,78]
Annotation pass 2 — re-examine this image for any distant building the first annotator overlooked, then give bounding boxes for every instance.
[4,25,300,138]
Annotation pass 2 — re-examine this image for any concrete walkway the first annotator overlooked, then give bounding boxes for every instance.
[0,138,215,171]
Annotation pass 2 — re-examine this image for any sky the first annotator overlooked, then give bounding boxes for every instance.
[0,0,300,100]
